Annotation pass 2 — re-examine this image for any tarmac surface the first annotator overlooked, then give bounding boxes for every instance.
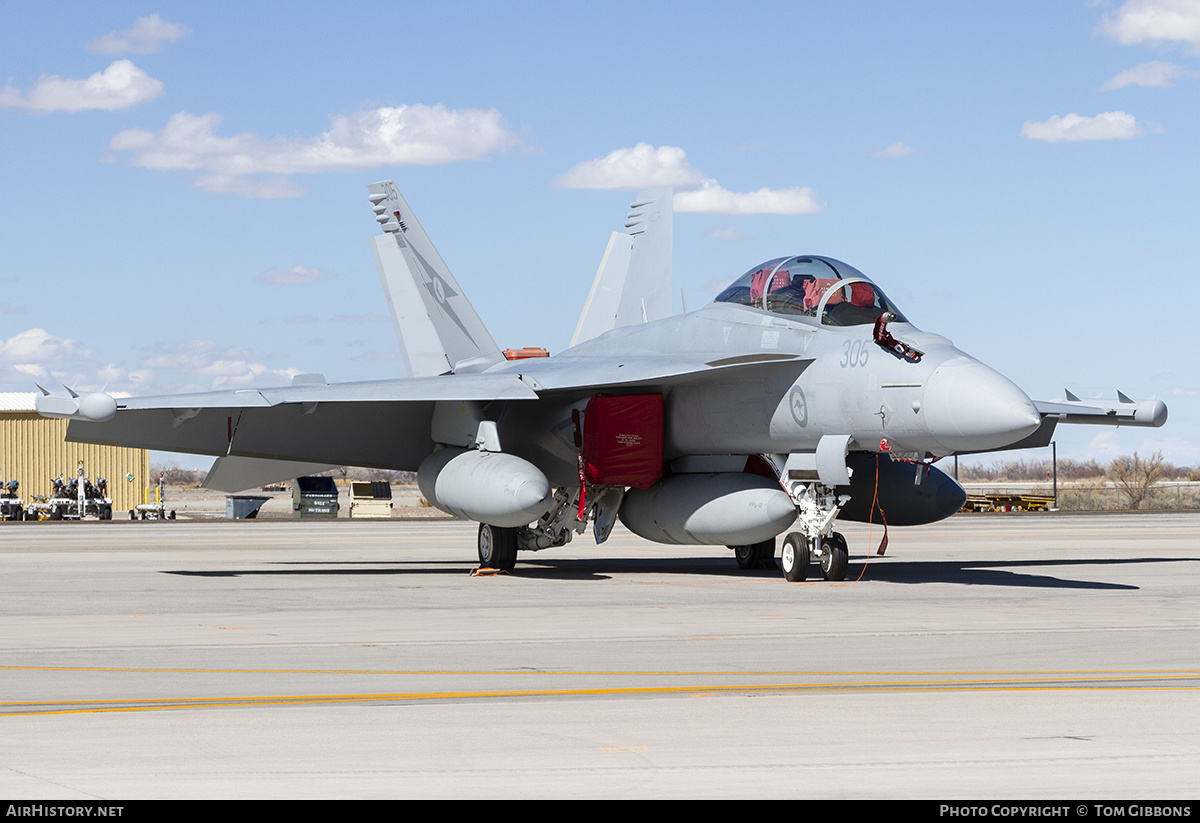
[1,511,1198,799]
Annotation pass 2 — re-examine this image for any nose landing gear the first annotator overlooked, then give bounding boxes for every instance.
[781,530,848,582]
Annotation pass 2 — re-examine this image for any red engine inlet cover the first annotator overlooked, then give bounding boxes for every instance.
[582,394,663,489]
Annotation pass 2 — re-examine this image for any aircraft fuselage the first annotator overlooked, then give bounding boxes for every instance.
[492,300,1040,487]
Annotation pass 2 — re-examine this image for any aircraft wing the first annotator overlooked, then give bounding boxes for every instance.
[976,392,1168,454]
[49,353,812,490]
[51,373,538,482]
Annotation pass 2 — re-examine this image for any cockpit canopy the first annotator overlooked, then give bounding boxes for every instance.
[713,255,907,326]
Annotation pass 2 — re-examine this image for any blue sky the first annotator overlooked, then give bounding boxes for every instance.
[2,1,1197,469]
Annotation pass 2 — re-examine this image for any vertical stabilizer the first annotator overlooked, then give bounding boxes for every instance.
[570,231,633,347]
[368,181,504,375]
[570,188,673,346]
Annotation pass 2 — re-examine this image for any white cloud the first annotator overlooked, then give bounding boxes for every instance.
[96,364,155,391]
[1020,111,1147,142]
[554,143,821,216]
[705,224,743,240]
[0,329,307,394]
[553,144,708,190]
[133,339,303,391]
[109,105,523,197]
[200,361,301,390]
[0,60,164,113]
[674,180,821,215]
[256,265,336,286]
[138,340,254,371]
[1,328,92,364]
[1086,430,1123,460]
[872,141,917,158]
[1102,60,1199,89]
[86,14,190,55]
[0,328,95,388]
[1097,0,1200,52]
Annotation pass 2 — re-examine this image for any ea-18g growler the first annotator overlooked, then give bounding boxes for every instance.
[38,182,1166,582]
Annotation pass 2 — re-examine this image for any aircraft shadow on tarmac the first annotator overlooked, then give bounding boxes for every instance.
[162,554,1197,589]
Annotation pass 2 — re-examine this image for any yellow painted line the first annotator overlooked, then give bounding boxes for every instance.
[4,674,1200,716]
[3,665,1199,677]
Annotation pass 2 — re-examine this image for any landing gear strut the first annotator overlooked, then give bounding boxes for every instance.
[780,481,851,582]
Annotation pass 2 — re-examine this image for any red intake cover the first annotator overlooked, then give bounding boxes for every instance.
[582,394,663,488]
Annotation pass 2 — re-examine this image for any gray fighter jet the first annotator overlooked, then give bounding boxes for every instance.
[38,181,1167,581]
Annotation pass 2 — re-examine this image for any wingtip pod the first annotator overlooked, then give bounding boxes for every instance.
[1136,398,1168,428]
[33,387,117,422]
[1041,391,1168,428]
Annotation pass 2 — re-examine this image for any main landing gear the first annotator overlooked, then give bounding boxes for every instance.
[477,523,518,571]
[731,538,777,570]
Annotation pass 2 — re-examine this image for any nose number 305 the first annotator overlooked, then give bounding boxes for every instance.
[840,338,870,368]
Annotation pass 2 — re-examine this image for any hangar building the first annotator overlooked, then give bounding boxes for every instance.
[0,393,150,515]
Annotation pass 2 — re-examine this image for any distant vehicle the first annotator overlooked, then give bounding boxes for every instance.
[132,472,175,520]
[1,480,24,521]
[38,182,1166,579]
[25,462,112,521]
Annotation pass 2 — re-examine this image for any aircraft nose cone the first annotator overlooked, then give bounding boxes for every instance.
[922,360,1041,453]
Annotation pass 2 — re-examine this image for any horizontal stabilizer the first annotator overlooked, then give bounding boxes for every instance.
[203,456,338,493]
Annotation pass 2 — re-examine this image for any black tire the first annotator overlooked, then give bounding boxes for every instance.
[129,510,136,520]
[478,523,518,571]
[756,538,778,570]
[50,507,62,521]
[732,543,757,569]
[733,538,777,570]
[821,532,849,581]
[781,532,810,582]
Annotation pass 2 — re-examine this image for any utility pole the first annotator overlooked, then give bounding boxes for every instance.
[1051,440,1058,510]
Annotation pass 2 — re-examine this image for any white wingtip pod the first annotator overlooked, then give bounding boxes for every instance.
[33,387,118,422]
[1134,398,1168,428]
[78,392,118,422]
[1043,391,1168,429]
